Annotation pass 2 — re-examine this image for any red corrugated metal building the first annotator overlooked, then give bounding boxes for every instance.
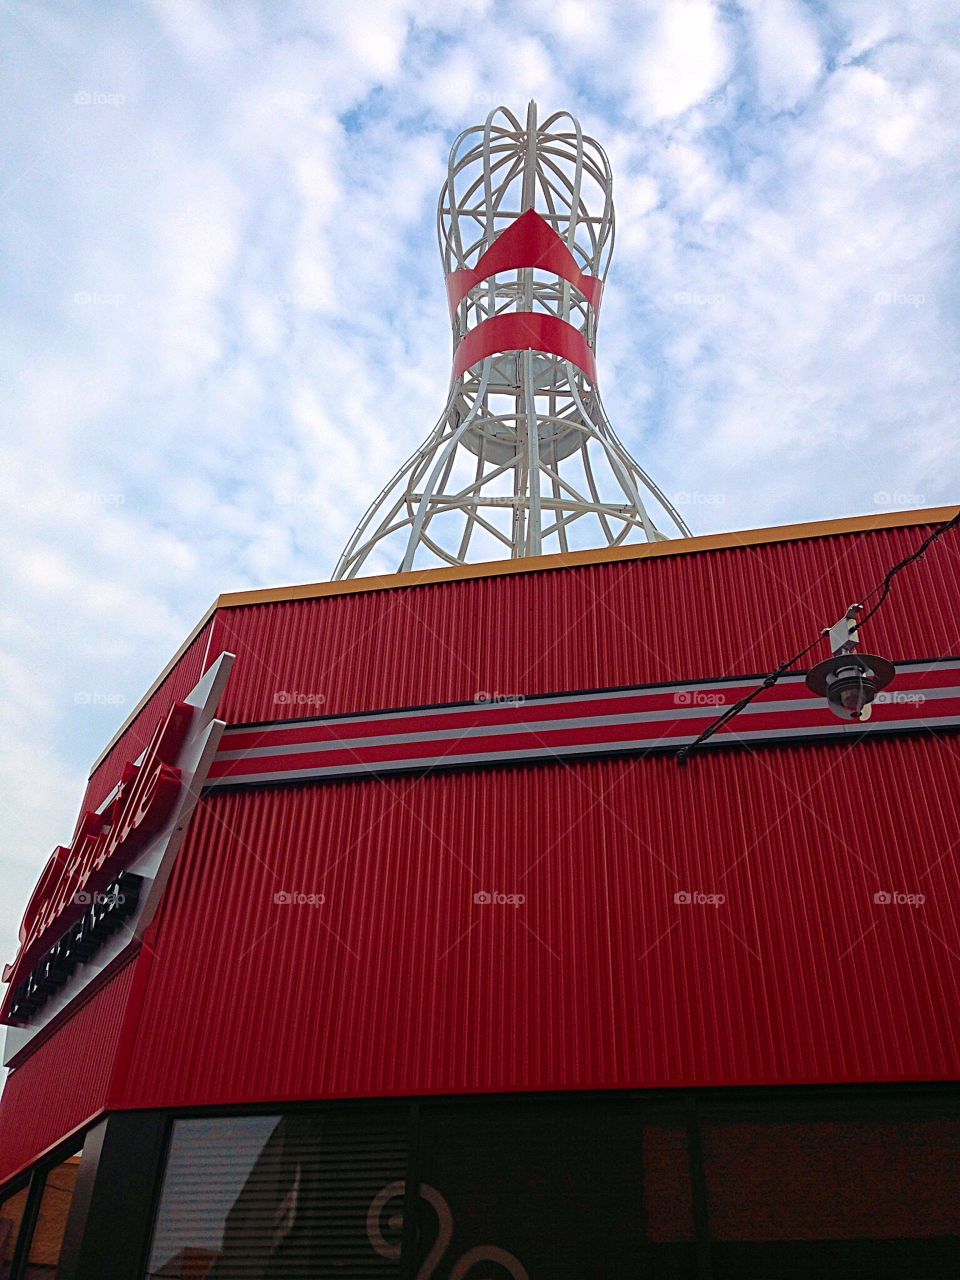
[1,505,959,1280]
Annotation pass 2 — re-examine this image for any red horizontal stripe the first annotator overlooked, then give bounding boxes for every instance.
[220,669,953,754]
[452,313,597,381]
[221,682,788,752]
[446,209,603,314]
[208,696,960,781]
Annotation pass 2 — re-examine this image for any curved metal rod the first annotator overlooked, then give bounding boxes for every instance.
[334,102,689,580]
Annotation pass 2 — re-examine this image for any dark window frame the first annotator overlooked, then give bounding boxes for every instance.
[0,1128,87,1280]
[3,1082,959,1280]
[0,1172,36,1280]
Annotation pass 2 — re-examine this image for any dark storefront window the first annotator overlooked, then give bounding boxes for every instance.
[700,1102,960,1278]
[143,1099,695,1279]
[414,1098,695,1278]
[134,1089,960,1279]
[0,1185,28,1280]
[145,1110,407,1278]
[7,1147,83,1280]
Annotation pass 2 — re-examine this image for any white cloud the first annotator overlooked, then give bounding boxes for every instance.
[0,0,958,971]
[746,0,823,112]
[629,1,732,120]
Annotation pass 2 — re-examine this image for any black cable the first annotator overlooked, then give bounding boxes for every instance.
[856,508,960,631]
[676,633,824,765]
[677,507,960,765]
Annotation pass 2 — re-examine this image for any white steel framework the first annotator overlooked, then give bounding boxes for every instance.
[334,101,690,580]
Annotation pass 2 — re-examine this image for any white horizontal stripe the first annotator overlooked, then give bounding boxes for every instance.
[208,713,960,787]
[215,684,960,763]
[220,659,960,743]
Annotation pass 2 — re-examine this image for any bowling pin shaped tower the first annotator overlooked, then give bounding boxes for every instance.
[334,102,690,579]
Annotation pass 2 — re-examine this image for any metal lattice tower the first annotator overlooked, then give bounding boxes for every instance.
[334,102,690,580]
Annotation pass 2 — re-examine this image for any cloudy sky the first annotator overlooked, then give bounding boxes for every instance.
[1,0,958,965]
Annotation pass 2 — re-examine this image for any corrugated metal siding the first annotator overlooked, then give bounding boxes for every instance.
[81,619,214,812]
[213,523,958,727]
[0,956,136,1186]
[4,520,959,1166]
[119,729,960,1109]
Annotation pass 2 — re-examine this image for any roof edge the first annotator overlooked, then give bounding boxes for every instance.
[86,504,957,780]
[216,505,959,610]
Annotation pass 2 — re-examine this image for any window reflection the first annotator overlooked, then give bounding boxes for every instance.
[146,1111,406,1279]
[0,1185,28,1280]
[23,1149,82,1279]
[414,1099,696,1279]
[702,1111,960,1279]
[141,1095,960,1279]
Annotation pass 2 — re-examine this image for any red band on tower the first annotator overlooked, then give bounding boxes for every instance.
[446,208,603,314]
[451,312,598,382]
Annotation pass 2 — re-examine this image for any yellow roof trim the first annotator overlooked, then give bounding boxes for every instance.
[216,505,959,610]
[87,504,957,779]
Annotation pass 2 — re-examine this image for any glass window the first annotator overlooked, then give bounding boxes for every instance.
[0,1185,28,1280]
[142,1092,960,1277]
[413,1098,696,1279]
[701,1104,960,1279]
[22,1147,82,1278]
[145,1110,407,1278]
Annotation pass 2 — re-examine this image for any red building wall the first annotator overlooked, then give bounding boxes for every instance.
[0,958,136,1183]
[211,521,958,726]
[82,618,215,814]
[1,511,958,1186]
[114,734,960,1112]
